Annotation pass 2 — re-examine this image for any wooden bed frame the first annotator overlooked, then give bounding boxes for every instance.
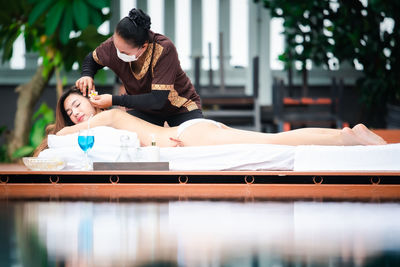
[1,164,399,201]
[1,129,398,201]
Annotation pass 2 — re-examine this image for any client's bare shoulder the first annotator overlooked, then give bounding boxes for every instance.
[97,108,133,127]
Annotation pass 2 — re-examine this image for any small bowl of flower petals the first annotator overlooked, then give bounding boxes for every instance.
[23,157,65,171]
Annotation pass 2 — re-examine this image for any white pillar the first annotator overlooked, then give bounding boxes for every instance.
[164,0,175,42]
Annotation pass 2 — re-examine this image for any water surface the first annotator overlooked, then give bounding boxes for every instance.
[1,201,399,266]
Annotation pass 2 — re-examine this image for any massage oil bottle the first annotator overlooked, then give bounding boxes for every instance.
[148,134,160,162]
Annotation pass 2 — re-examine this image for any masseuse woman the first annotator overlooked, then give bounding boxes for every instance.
[75,8,202,126]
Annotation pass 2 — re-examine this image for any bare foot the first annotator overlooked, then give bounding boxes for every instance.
[341,127,368,145]
[352,124,387,145]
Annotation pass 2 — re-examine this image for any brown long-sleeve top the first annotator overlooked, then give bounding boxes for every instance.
[82,31,201,115]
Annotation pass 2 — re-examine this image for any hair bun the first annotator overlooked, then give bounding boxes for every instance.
[129,8,151,30]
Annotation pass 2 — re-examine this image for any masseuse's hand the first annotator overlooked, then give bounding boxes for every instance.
[90,94,112,108]
[75,76,95,96]
[169,137,184,147]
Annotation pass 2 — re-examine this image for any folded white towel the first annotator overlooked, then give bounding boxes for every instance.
[47,126,140,149]
[39,144,295,171]
[294,143,400,171]
[160,144,295,171]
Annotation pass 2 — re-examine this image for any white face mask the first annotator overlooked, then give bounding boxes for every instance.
[116,47,137,62]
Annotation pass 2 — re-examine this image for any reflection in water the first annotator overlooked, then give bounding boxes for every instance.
[1,201,400,266]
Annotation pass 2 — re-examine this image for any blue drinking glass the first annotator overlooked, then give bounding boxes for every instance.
[78,130,95,170]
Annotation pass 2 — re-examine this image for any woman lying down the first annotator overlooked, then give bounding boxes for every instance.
[34,87,387,156]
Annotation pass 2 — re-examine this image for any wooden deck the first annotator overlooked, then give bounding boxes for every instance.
[1,163,399,201]
[2,183,400,201]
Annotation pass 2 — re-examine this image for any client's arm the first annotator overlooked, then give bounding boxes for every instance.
[56,109,118,136]
[56,109,169,146]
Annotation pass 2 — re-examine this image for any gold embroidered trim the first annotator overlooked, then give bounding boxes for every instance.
[150,43,163,75]
[92,50,103,66]
[182,101,198,111]
[130,43,164,80]
[167,89,187,107]
[151,84,174,90]
[152,83,199,111]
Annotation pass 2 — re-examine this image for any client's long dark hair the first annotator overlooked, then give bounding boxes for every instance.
[33,86,87,156]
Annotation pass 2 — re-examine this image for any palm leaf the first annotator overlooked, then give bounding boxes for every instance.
[60,4,73,44]
[45,1,66,36]
[33,103,54,122]
[79,25,109,48]
[12,146,35,159]
[85,0,109,10]
[2,29,20,62]
[73,0,89,30]
[89,7,103,27]
[29,118,47,147]
[28,0,53,25]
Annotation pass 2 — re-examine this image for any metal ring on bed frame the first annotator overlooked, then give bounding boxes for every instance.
[245,175,255,185]
[110,175,120,184]
[49,175,60,184]
[178,175,188,184]
[312,176,323,185]
[370,176,381,185]
[0,176,9,184]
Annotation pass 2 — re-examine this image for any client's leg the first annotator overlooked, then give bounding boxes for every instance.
[352,124,387,145]
[181,123,382,146]
[218,127,366,146]
[270,124,386,145]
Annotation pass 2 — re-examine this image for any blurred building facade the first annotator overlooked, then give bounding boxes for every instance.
[0,0,363,133]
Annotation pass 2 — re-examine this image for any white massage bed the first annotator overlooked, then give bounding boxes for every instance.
[37,126,400,171]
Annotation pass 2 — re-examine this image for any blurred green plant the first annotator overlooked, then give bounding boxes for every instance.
[12,103,54,159]
[265,0,334,90]
[0,126,10,162]
[262,0,400,127]
[0,0,110,73]
[0,0,110,159]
